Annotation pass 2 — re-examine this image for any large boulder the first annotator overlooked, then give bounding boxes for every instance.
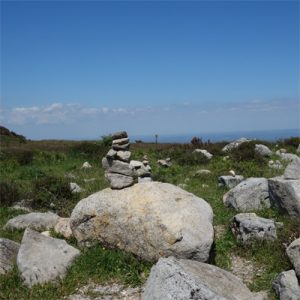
[231,213,277,244]
[4,212,59,231]
[272,270,300,300]
[268,177,300,218]
[255,144,272,157]
[142,256,264,300]
[0,238,20,274]
[223,178,270,212]
[284,157,300,180]
[286,238,300,277]
[17,228,80,287]
[70,182,214,262]
[222,138,252,152]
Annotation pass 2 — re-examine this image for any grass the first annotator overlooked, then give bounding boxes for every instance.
[0,243,151,300]
[0,137,299,299]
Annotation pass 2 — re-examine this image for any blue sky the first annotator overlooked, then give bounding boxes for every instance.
[1,0,299,140]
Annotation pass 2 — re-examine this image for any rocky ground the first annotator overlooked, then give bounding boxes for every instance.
[0,135,300,299]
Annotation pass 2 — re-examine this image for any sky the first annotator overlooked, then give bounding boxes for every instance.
[1,0,299,140]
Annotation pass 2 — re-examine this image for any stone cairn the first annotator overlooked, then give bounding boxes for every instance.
[102,131,152,189]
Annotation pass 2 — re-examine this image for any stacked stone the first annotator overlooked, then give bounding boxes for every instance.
[130,155,152,183]
[102,131,134,189]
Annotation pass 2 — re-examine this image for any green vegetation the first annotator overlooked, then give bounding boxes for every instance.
[0,136,299,299]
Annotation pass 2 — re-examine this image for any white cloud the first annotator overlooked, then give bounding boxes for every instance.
[0,99,300,136]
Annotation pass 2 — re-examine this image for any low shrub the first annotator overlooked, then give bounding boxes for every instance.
[0,149,34,165]
[71,141,109,159]
[281,137,300,149]
[176,151,210,166]
[0,181,20,207]
[29,176,75,215]
[230,141,265,164]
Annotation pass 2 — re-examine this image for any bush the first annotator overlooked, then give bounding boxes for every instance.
[0,181,20,207]
[176,151,210,166]
[71,141,109,159]
[282,137,300,149]
[191,137,203,147]
[29,176,74,214]
[0,149,34,165]
[100,135,113,147]
[230,141,265,163]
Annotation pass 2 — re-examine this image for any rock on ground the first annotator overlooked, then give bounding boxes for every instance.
[231,213,277,244]
[272,270,300,300]
[70,182,84,193]
[4,212,59,231]
[222,137,252,152]
[17,228,80,287]
[157,159,172,167]
[193,149,213,159]
[218,175,244,189]
[223,178,270,212]
[255,144,272,157]
[142,256,264,300]
[284,157,300,180]
[268,160,283,169]
[278,152,299,161]
[54,217,73,239]
[287,238,300,277]
[70,182,213,262]
[0,238,20,274]
[269,177,300,218]
[194,169,211,176]
[82,162,92,169]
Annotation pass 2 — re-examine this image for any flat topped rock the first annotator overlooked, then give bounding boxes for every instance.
[223,178,270,212]
[0,238,20,274]
[231,213,277,244]
[102,158,134,176]
[222,138,252,152]
[70,182,214,262]
[17,228,80,287]
[112,137,130,146]
[4,212,60,231]
[112,131,128,140]
[105,172,134,189]
[218,175,244,189]
[142,257,264,300]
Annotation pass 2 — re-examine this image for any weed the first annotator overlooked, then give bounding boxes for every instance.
[29,176,76,216]
[0,181,20,207]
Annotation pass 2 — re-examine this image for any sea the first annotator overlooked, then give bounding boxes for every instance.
[130,128,300,144]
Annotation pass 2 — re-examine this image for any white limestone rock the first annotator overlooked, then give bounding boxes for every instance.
[4,212,59,231]
[17,228,80,287]
[70,182,214,262]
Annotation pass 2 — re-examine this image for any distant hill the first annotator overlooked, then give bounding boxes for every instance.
[0,125,26,142]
